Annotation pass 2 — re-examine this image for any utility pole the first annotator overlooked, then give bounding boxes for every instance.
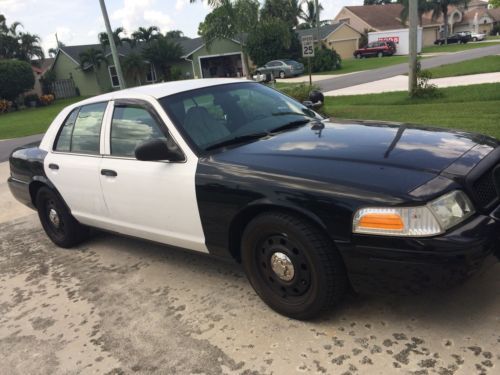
[408,0,418,95]
[314,0,320,45]
[99,0,126,89]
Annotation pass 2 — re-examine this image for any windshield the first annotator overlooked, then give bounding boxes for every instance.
[159,82,321,152]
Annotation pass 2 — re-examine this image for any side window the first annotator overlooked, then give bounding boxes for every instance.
[110,105,166,157]
[54,102,107,154]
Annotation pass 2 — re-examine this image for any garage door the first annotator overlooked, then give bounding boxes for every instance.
[331,39,358,60]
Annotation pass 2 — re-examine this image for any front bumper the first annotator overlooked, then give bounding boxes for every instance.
[336,212,500,295]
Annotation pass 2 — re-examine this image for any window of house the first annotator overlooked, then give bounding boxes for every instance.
[146,64,157,83]
[54,102,107,154]
[110,105,166,157]
[108,66,120,88]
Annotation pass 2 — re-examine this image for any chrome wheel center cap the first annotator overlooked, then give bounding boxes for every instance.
[48,208,60,228]
[270,252,295,282]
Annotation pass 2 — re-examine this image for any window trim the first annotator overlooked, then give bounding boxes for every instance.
[145,63,157,83]
[52,101,109,156]
[108,65,120,88]
[105,98,186,163]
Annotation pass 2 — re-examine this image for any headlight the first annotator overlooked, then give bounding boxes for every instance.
[353,191,475,237]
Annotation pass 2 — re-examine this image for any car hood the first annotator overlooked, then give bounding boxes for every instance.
[212,119,497,196]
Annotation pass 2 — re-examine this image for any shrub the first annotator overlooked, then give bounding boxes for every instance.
[0,99,13,114]
[24,93,39,107]
[411,60,442,99]
[279,83,321,102]
[310,47,342,73]
[0,59,35,101]
[170,66,183,81]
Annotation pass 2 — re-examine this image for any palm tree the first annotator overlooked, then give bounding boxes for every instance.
[99,27,131,48]
[298,0,327,29]
[131,26,160,44]
[141,36,183,81]
[122,52,146,86]
[18,32,45,61]
[79,48,106,91]
[400,0,433,27]
[429,0,470,44]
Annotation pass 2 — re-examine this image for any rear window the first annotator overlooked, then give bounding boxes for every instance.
[54,102,107,154]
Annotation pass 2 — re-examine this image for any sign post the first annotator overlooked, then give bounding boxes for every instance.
[301,35,315,87]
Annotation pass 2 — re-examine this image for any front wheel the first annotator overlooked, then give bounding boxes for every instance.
[279,71,286,79]
[36,187,89,248]
[377,51,383,58]
[241,212,347,320]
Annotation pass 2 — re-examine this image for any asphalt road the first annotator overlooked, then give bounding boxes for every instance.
[1,161,499,375]
[317,43,500,92]
[0,134,43,163]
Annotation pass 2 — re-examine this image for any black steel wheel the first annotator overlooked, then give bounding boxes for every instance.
[279,71,286,79]
[241,212,347,320]
[36,187,89,248]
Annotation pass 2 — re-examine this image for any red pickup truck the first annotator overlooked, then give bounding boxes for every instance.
[354,41,397,59]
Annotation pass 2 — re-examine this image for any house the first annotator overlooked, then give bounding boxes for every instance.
[446,0,500,35]
[333,3,441,47]
[27,58,55,97]
[296,22,362,60]
[51,37,251,97]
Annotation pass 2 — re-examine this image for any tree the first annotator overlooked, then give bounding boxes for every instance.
[99,27,131,48]
[0,16,44,61]
[0,59,35,100]
[131,26,160,44]
[489,0,500,7]
[246,18,294,66]
[141,36,183,81]
[429,0,470,44]
[400,0,433,26]
[122,52,146,86]
[298,0,327,28]
[17,33,44,61]
[165,30,187,39]
[79,48,106,91]
[260,0,300,29]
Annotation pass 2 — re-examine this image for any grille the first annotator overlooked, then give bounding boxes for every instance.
[472,168,499,208]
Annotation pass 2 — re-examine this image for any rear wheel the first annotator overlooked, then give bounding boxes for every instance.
[355,53,362,59]
[473,37,478,42]
[36,187,89,248]
[241,212,347,320]
[279,71,286,79]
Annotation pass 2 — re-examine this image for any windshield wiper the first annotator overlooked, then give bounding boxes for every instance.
[205,132,270,151]
[270,119,312,134]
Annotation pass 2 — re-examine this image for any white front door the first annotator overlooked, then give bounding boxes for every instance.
[44,102,109,226]
[98,99,207,252]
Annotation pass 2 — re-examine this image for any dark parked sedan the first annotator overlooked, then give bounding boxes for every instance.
[255,59,305,79]
[434,33,470,45]
[8,79,500,320]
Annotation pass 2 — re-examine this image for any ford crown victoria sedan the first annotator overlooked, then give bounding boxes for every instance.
[8,79,500,319]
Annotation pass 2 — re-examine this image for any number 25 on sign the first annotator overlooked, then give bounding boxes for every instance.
[301,35,314,86]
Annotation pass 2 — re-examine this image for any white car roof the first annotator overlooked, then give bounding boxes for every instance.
[75,78,249,106]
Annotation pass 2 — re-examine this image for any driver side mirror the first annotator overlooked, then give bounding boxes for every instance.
[135,138,185,162]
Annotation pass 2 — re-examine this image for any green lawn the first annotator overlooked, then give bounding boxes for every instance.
[427,55,500,78]
[322,83,500,139]
[422,40,500,54]
[314,55,409,76]
[0,97,84,139]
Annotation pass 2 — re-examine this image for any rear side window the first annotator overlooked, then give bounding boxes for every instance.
[110,105,166,157]
[54,102,107,154]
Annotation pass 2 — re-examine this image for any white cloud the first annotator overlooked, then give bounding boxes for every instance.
[144,10,172,32]
[175,0,190,12]
[0,0,28,14]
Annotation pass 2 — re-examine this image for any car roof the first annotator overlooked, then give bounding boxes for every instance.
[74,78,248,106]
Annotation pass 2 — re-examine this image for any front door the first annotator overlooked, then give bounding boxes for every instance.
[98,99,207,252]
[44,102,109,227]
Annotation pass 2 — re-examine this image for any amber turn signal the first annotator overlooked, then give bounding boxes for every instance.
[358,213,404,231]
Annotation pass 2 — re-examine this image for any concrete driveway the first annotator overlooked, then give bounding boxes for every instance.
[0,161,499,374]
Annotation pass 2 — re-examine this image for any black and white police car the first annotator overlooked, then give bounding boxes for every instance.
[8,79,500,319]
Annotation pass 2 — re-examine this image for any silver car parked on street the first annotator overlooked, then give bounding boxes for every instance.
[255,59,305,79]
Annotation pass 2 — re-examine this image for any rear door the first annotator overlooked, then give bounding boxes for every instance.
[98,98,207,252]
[44,102,110,226]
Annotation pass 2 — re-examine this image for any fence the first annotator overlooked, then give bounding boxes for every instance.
[52,79,77,99]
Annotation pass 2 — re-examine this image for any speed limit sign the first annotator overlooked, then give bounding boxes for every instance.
[301,35,315,57]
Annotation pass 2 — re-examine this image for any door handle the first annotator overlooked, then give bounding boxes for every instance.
[48,163,59,170]
[101,169,117,177]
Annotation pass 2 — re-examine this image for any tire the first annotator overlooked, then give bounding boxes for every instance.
[377,51,383,58]
[473,37,477,42]
[279,71,286,79]
[36,187,89,248]
[355,53,361,59]
[241,212,347,320]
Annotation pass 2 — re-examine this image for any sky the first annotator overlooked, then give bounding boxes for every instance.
[0,0,363,53]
